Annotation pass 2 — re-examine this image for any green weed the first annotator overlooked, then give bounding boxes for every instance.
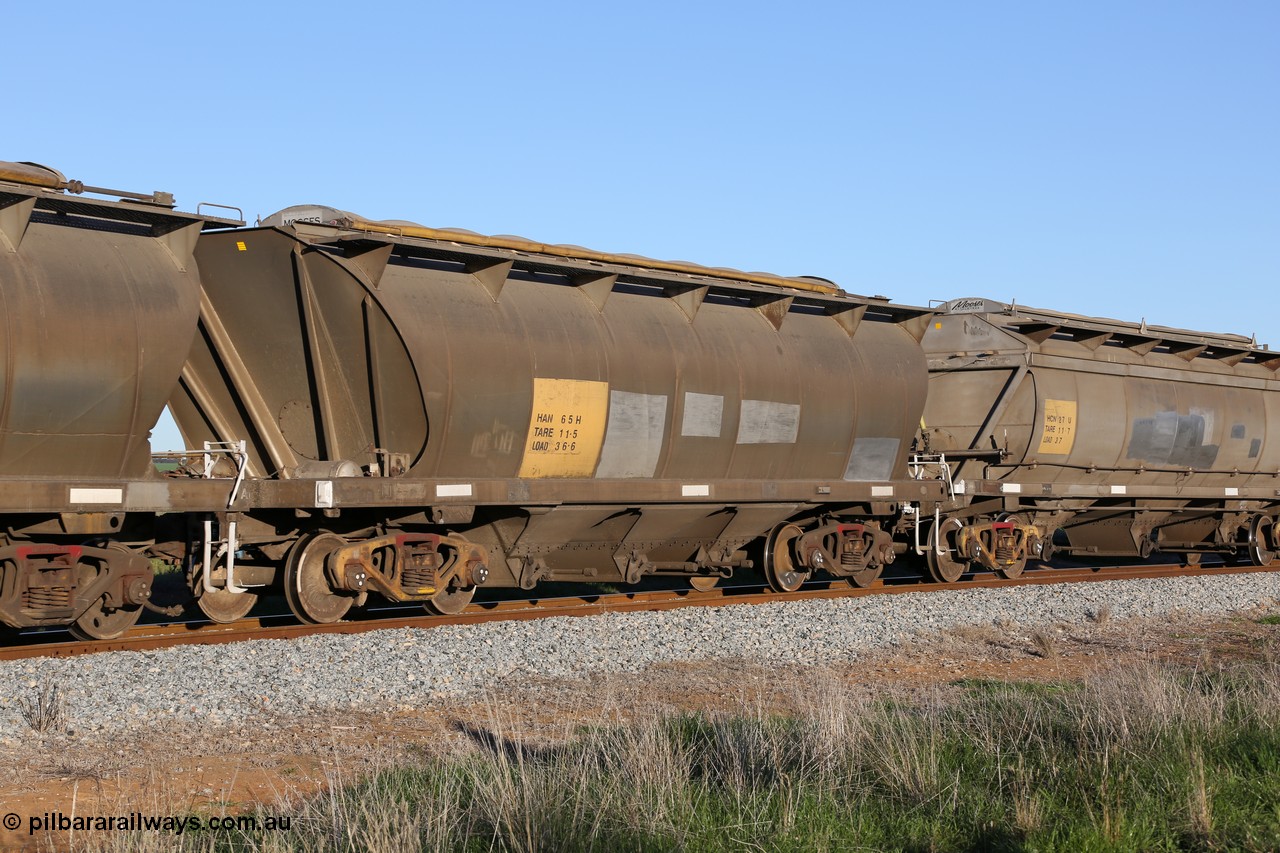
[115,662,1280,852]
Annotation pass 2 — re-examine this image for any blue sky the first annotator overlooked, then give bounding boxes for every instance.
[7,2,1277,449]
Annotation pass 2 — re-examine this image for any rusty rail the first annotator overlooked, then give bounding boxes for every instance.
[1,561,1273,662]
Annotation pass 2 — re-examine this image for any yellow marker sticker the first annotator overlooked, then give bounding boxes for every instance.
[236,241,247,251]
[518,378,609,477]
[1037,399,1077,455]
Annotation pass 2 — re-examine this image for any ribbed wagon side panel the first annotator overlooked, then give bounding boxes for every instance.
[922,303,1280,491]
[0,191,204,479]
[180,224,929,489]
[175,230,427,478]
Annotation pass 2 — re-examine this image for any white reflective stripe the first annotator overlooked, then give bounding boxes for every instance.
[953,480,967,494]
[436,483,474,498]
[69,487,123,504]
[315,481,334,508]
[1225,487,1240,497]
[1000,483,1022,494]
[1110,485,1127,495]
[682,484,710,497]
[871,485,895,497]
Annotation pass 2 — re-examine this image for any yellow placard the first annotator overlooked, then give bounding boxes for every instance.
[1037,398,1077,455]
[518,378,609,477]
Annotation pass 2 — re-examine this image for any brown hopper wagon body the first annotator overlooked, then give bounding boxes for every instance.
[0,162,1275,640]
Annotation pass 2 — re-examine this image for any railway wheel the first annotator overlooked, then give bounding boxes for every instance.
[994,514,1028,580]
[284,532,353,624]
[846,564,883,589]
[1247,516,1277,567]
[828,530,883,588]
[689,575,721,592]
[925,517,969,583]
[70,594,142,641]
[763,523,808,593]
[69,548,145,641]
[190,564,259,623]
[426,582,475,616]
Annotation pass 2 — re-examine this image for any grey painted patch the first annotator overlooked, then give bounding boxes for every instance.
[1126,411,1219,469]
[736,400,801,444]
[843,437,902,481]
[596,391,669,478]
[1231,423,1246,439]
[1191,407,1215,442]
[1250,438,1262,459]
[681,392,724,438]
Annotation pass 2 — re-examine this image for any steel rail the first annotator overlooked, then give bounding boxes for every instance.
[1,561,1273,662]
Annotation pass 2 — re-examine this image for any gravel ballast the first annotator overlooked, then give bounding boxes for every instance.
[1,573,1277,739]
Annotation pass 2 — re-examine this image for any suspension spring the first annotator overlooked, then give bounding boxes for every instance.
[841,539,866,569]
[24,586,71,610]
[401,565,434,589]
[400,550,439,590]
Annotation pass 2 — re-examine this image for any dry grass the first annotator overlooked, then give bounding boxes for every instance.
[1030,629,1059,659]
[18,682,67,734]
[21,652,1280,851]
[949,622,1004,646]
[1187,749,1214,841]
